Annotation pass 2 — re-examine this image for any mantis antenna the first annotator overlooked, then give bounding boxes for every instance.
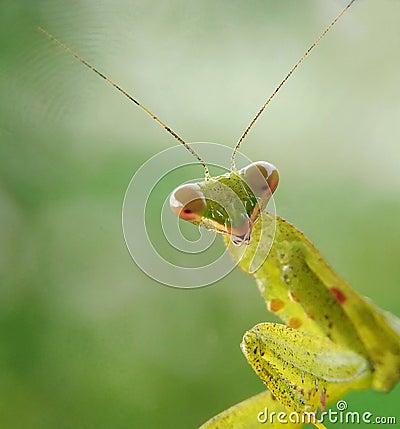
[38,27,211,179]
[230,0,357,171]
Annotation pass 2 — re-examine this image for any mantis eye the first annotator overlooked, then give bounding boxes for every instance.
[242,161,279,196]
[169,183,206,221]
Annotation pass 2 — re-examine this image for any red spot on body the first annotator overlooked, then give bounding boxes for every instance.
[330,287,347,304]
[268,299,285,312]
[288,317,302,329]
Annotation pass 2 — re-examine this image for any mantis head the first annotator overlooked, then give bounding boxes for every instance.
[170,161,279,245]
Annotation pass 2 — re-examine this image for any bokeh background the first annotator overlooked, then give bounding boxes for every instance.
[1,0,399,428]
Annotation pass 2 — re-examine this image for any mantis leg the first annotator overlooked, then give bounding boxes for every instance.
[241,322,371,414]
[199,390,303,429]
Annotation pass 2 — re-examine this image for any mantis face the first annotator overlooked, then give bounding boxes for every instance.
[170,161,279,245]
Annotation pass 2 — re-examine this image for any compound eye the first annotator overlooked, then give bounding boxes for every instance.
[242,161,279,196]
[169,183,206,221]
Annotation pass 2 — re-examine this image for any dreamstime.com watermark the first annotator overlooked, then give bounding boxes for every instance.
[257,400,397,425]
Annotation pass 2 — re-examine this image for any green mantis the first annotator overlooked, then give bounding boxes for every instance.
[40,0,400,427]
[170,163,400,427]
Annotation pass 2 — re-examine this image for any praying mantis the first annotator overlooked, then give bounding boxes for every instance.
[39,0,400,428]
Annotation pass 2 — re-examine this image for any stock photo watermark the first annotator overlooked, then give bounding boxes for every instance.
[257,400,396,425]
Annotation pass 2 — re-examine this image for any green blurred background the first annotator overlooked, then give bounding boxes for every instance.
[1,0,399,428]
